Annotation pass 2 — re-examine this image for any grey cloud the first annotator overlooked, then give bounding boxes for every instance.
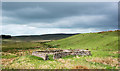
[3,2,117,22]
[2,2,118,34]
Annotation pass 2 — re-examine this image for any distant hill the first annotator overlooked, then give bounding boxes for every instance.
[47,30,119,51]
[0,35,12,39]
[10,33,78,41]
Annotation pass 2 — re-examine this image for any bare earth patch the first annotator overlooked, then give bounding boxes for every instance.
[73,65,88,69]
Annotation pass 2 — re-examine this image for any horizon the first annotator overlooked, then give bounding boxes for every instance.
[2,2,118,36]
[1,29,118,36]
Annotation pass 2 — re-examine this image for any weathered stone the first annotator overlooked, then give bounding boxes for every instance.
[53,50,91,59]
[32,49,91,60]
[32,51,48,60]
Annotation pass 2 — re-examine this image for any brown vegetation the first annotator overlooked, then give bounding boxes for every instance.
[2,58,16,68]
[86,57,118,67]
[73,65,88,69]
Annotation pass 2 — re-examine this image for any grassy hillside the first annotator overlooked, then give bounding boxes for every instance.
[10,34,77,41]
[47,31,118,51]
[2,30,119,69]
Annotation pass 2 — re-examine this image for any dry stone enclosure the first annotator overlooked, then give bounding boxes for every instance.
[32,49,91,60]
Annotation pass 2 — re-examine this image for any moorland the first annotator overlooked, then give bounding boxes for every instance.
[1,30,119,69]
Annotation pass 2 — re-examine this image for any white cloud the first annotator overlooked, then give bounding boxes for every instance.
[1,15,111,36]
[2,24,102,36]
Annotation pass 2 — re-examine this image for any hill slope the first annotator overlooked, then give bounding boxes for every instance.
[2,30,119,69]
[10,34,77,41]
[47,31,119,51]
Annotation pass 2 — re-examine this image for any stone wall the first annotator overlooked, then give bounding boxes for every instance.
[53,50,91,59]
[32,49,91,60]
[53,52,71,59]
[32,51,49,60]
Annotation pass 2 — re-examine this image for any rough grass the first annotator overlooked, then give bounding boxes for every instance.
[47,31,119,58]
[2,40,48,52]
[47,31,118,51]
[2,31,119,69]
[3,55,118,69]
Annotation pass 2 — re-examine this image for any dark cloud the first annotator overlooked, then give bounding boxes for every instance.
[2,2,118,35]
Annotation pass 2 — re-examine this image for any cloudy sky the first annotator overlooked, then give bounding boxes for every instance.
[2,2,118,36]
